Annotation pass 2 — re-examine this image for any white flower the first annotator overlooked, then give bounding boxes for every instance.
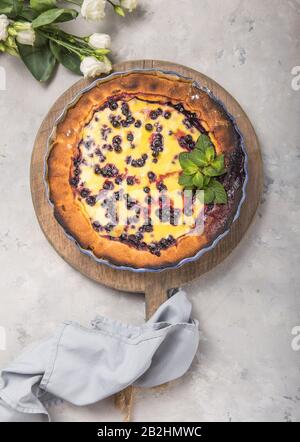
[81,0,106,22]
[89,32,111,49]
[15,23,35,46]
[0,15,9,42]
[80,56,112,78]
[88,33,111,49]
[120,0,137,12]
[88,33,110,50]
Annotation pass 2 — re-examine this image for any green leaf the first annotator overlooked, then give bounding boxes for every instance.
[202,165,226,177]
[209,179,227,204]
[17,37,57,82]
[178,173,194,187]
[30,0,57,13]
[19,5,39,20]
[205,145,215,163]
[0,0,23,17]
[203,175,211,187]
[185,165,199,175]
[195,134,213,152]
[179,152,199,175]
[204,188,215,204]
[32,8,78,28]
[49,40,81,75]
[189,149,208,167]
[211,154,225,172]
[192,171,204,188]
[195,133,215,162]
[114,5,125,16]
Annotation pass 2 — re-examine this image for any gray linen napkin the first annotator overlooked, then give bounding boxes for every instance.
[0,290,199,422]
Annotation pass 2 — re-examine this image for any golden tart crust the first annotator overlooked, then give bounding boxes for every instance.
[47,71,245,269]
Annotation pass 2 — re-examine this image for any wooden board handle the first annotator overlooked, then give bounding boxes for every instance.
[145,283,169,320]
[115,283,169,420]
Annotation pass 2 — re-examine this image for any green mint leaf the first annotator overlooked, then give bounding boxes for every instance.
[179,152,199,175]
[195,134,215,162]
[203,175,211,188]
[195,134,213,152]
[211,154,225,172]
[202,165,226,177]
[32,8,78,28]
[209,179,228,204]
[204,188,215,204]
[178,173,194,187]
[189,149,208,167]
[192,171,204,188]
[205,145,215,163]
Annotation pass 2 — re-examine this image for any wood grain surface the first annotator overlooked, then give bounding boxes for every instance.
[30,60,263,420]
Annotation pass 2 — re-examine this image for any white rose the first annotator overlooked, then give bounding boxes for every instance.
[80,56,112,78]
[88,33,111,49]
[0,15,9,42]
[16,23,35,46]
[81,0,106,22]
[120,0,137,12]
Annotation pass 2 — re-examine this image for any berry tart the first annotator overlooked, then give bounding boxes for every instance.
[46,71,246,269]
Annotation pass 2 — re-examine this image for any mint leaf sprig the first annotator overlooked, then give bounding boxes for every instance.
[178,134,228,204]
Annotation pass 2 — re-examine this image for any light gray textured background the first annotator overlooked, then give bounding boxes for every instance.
[0,0,299,422]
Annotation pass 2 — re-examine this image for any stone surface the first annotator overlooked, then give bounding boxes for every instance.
[0,0,299,422]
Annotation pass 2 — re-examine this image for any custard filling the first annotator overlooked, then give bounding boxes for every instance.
[69,96,210,255]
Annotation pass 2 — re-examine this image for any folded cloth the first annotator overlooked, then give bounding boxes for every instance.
[0,290,199,422]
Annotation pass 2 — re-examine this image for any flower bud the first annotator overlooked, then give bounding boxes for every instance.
[88,33,111,49]
[81,0,106,22]
[120,0,137,12]
[80,56,112,78]
[16,25,35,46]
[0,14,9,42]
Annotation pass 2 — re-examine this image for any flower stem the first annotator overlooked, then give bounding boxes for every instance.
[64,0,83,6]
[39,30,84,58]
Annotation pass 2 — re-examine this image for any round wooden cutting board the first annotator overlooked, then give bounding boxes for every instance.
[31,60,262,307]
[30,60,263,420]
